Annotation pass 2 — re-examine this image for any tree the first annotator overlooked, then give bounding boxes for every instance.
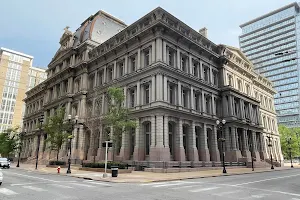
[0,127,20,158]
[103,87,136,160]
[279,125,300,159]
[43,108,71,161]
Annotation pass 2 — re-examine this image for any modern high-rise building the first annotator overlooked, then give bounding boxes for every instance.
[0,48,47,132]
[239,2,300,127]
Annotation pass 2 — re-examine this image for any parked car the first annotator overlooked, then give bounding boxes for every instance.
[0,158,10,169]
[0,169,2,185]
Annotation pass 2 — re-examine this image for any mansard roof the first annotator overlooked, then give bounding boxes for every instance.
[89,7,220,60]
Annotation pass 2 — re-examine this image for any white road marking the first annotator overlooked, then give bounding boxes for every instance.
[23,186,47,192]
[240,194,271,199]
[49,184,73,189]
[140,181,183,186]
[83,180,111,186]
[0,188,18,196]
[171,184,203,190]
[11,181,77,186]
[69,183,96,188]
[232,185,300,197]
[153,181,196,188]
[233,174,300,186]
[8,173,57,182]
[213,190,242,196]
[189,187,220,193]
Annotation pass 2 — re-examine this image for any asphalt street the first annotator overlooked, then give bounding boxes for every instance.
[1,167,300,200]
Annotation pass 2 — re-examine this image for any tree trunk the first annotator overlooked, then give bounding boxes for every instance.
[56,149,59,161]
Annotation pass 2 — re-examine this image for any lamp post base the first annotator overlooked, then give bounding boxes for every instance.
[223,168,227,174]
[271,165,274,170]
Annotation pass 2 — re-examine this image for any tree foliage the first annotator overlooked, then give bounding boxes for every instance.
[279,125,300,159]
[103,87,136,158]
[43,108,71,161]
[0,127,20,157]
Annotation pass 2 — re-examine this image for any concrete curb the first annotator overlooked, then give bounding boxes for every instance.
[12,167,299,183]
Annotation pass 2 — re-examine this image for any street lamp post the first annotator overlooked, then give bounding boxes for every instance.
[266,134,274,170]
[16,129,26,167]
[216,119,227,174]
[66,115,78,174]
[287,137,294,168]
[35,115,44,170]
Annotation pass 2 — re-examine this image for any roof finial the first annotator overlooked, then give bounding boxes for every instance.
[64,26,70,31]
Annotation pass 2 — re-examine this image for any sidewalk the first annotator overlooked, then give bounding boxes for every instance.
[12,163,299,183]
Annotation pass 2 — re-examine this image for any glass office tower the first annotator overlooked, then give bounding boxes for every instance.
[239,2,300,127]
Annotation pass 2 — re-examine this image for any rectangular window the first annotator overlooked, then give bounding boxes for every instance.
[193,61,199,77]
[204,66,209,82]
[195,93,200,111]
[118,62,124,77]
[144,49,150,67]
[169,85,175,105]
[182,90,188,108]
[130,90,135,107]
[168,49,175,67]
[181,56,187,72]
[130,56,136,72]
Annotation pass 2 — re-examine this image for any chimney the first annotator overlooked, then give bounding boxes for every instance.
[199,27,208,38]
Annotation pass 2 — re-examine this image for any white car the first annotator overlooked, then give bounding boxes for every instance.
[0,169,2,186]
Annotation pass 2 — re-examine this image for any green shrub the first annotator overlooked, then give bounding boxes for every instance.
[49,160,66,166]
[82,162,127,169]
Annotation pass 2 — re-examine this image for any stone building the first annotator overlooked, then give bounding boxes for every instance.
[22,8,283,166]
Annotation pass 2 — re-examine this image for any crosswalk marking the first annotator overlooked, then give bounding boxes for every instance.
[0,188,18,196]
[213,190,242,196]
[22,186,47,192]
[153,181,195,188]
[140,181,183,186]
[171,184,202,190]
[83,180,111,186]
[189,187,219,193]
[49,184,73,189]
[69,183,96,188]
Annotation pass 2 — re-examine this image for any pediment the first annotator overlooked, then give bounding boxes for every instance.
[225,46,252,64]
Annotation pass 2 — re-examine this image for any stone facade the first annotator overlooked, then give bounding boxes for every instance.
[22,8,283,166]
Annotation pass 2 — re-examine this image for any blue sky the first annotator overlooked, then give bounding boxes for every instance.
[0,0,295,68]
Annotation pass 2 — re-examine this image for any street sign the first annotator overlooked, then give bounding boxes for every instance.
[102,141,113,148]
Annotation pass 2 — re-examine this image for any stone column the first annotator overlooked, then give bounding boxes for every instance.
[188,121,199,161]
[189,54,193,75]
[259,133,267,160]
[200,60,204,79]
[212,95,216,116]
[103,66,107,83]
[202,92,206,113]
[137,48,141,70]
[209,65,213,84]
[240,99,245,119]
[251,131,260,160]
[82,72,88,91]
[156,74,163,101]
[162,40,167,63]
[113,60,117,79]
[157,115,170,161]
[228,96,233,116]
[163,75,168,102]
[222,96,228,116]
[151,40,156,63]
[199,123,210,161]
[176,47,181,69]
[224,126,231,151]
[87,131,95,160]
[241,129,251,161]
[177,81,182,107]
[176,119,186,161]
[80,95,87,118]
[78,125,85,160]
[136,80,140,106]
[38,135,44,158]
[119,126,130,160]
[210,125,220,162]
[151,75,156,103]
[149,115,156,160]
[190,86,195,110]
[228,126,242,161]
[124,55,128,75]
[156,38,162,61]
[133,119,143,161]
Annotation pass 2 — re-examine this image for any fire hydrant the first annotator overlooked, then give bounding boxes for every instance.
[57,166,61,174]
